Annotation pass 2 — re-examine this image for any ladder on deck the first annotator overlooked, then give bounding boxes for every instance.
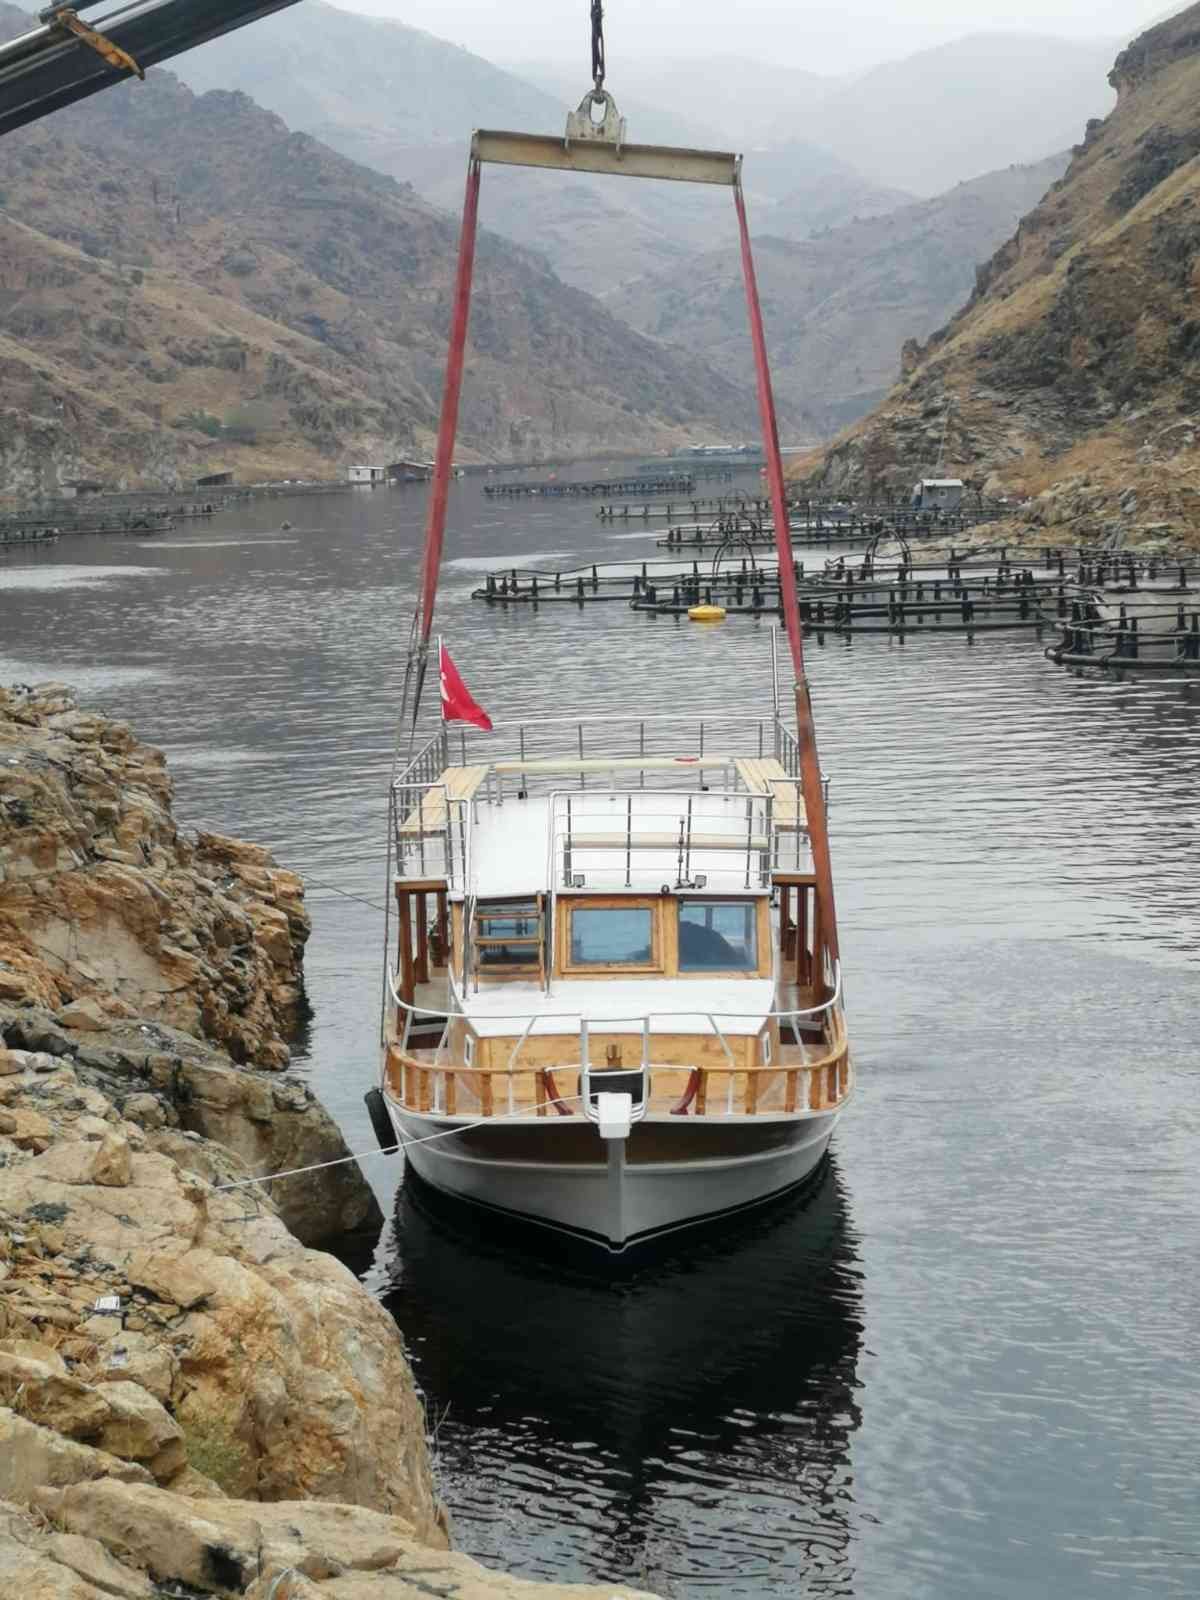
[471,895,546,992]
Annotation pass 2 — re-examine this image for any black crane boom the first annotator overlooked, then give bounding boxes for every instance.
[0,0,301,137]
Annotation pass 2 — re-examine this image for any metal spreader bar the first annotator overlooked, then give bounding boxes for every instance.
[472,127,739,186]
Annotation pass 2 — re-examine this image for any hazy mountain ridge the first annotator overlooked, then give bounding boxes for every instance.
[779,32,1117,194]
[173,6,907,296]
[611,154,1070,434]
[801,1,1200,549]
[0,4,761,493]
[173,8,1115,296]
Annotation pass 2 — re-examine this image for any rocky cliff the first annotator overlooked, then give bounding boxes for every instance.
[0,683,657,1597]
[0,3,756,493]
[612,154,1068,434]
[799,3,1200,550]
[0,682,374,1245]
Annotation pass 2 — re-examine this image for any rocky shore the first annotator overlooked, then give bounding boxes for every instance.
[0,685,655,1599]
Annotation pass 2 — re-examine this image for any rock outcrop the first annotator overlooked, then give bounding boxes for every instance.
[0,682,376,1246]
[0,1053,652,1594]
[0,684,657,1597]
[0,1485,654,1597]
[0,1046,441,1535]
[797,2,1200,551]
[0,684,307,1068]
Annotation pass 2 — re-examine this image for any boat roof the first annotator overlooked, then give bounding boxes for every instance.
[469,791,775,899]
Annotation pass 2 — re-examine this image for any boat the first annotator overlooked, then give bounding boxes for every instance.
[365,4,852,1253]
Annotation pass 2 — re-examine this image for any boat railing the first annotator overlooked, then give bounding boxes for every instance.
[773,719,832,814]
[440,710,783,773]
[549,787,774,893]
[384,961,847,1119]
[391,712,818,888]
[389,777,472,890]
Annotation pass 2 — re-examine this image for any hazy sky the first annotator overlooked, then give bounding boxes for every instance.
[338,0,1179,72]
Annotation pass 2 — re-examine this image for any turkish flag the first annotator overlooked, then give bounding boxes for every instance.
[439,642,493,730]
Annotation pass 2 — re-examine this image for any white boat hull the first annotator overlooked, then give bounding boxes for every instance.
[387,1102,840,1252]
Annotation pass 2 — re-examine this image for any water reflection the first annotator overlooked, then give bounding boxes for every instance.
[379,1157,864,1596]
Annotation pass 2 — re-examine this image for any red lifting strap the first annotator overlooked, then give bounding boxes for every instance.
[733,175,805,681]
[416,155,810,686]
[418,156,482,646]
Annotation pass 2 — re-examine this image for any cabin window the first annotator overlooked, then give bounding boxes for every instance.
[678,901,758,972]
[568,905,655,968]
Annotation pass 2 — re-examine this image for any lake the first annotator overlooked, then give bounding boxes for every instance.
[3,472,1198,1599]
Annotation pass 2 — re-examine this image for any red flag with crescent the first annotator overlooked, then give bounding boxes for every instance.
[439,641,493,731]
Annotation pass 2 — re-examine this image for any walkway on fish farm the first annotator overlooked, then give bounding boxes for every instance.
[473,544,1200,638]
[484,473,695,498]
[654,505,1008,546]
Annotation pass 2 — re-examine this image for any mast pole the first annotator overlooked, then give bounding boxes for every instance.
[732,175,839,966]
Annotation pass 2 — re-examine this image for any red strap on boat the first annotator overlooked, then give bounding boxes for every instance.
[418,157,482,645]
[734,177,839,965]
[733,175,805,681]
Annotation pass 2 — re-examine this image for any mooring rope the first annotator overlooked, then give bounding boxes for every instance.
[210,1096,585,1193]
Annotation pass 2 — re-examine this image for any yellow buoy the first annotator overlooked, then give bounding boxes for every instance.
[688,604,727,622]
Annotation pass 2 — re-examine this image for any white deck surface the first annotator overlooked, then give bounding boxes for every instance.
[468,790,771,898]
[458,976,776,1037]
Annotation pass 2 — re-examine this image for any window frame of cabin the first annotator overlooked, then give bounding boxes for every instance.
[675,896,769,978]
[559,897,664,976]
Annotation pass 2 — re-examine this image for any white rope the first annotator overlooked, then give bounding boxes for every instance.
[210,1095,584,1192]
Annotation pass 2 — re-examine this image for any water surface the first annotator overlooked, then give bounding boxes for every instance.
[4,474,1198,1598]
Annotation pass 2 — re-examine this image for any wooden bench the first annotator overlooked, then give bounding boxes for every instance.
[734,757,807,829]
[397,765,489,835]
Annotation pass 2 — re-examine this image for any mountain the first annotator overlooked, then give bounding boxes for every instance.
[174,1,569,162]
[610,154,1069,434]
[506,55,837,148]
[783,32,1117,195]
[801,4,1200,548]
[737,145,913,238]
[597,35,1117,196]
[171,5,911,295]
[0,5,761,494]
[496,61,734,150]
[171,4,741,294]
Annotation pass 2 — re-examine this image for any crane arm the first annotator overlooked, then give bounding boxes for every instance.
[0,0,301,137]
